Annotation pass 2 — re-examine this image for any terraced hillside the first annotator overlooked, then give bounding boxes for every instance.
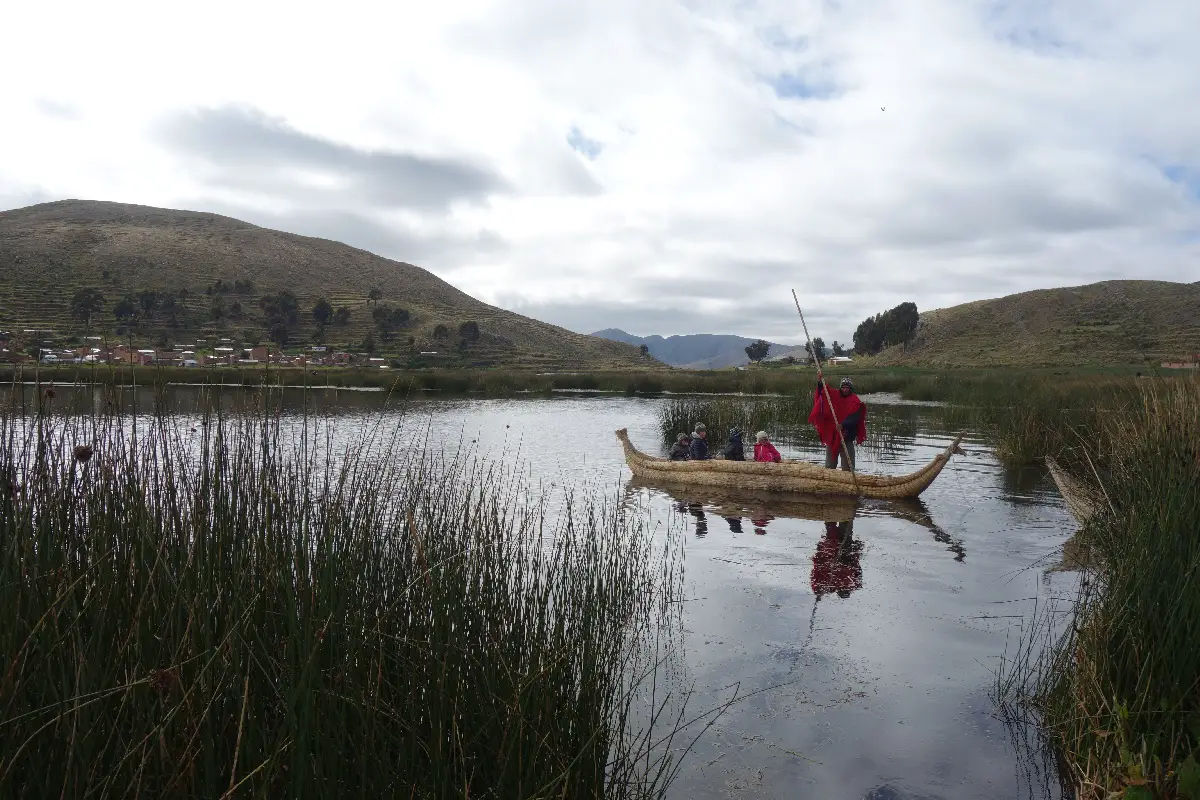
[879,280,1200,367]
[0,200,649,368]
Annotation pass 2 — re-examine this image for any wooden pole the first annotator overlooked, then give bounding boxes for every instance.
[791,290,860,488]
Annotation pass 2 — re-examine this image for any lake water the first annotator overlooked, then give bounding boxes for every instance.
[8,385,1076,798]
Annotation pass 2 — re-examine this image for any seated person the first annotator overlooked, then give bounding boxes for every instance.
[722,427,746,461]
[669,433,691,460]
[689,423,711,459]
[753,431,782,462]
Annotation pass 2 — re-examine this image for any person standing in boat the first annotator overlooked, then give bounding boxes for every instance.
[689,423,711,460]
[808,375,867,471]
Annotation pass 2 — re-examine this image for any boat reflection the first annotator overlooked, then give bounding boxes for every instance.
[624,478,966,562]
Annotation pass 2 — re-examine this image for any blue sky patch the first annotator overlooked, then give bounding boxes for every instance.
[767,72,839,100]
[567,126,603,160]
[1162,164,1200,201]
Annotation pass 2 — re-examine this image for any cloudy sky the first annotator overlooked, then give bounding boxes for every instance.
[2,0,1198,345]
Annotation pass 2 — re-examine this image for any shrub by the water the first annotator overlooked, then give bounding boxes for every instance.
[0,391,699,797]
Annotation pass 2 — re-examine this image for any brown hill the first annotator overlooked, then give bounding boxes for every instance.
[880,280,1200,367]
[0,200,648,368]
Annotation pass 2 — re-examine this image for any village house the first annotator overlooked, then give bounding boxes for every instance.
[1162,354,1200,369]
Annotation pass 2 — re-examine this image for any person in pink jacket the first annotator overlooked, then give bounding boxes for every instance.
[753,431,782,462]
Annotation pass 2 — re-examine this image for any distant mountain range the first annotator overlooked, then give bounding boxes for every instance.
[590,329,810,369]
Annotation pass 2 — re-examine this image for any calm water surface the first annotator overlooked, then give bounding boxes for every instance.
[13,386,1076,799]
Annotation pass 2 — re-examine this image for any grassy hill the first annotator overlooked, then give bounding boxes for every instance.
[880,280,1200,367]
[0,200,651,369]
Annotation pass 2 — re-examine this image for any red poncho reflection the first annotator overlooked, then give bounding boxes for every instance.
[810,521,863,599]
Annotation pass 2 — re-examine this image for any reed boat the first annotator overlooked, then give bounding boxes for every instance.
[615,429,963,500]
[1045,456,1102,524]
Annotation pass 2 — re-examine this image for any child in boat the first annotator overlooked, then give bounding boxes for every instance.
[754,431,782,462]
[721,428,746,460]
[669,433,691,460]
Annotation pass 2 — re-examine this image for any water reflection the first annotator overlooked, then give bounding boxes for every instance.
[628,479,967,562]
[811,519,863,600]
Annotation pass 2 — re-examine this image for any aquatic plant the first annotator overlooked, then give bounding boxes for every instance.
[0,388,710,797]
[999,379,1200,798]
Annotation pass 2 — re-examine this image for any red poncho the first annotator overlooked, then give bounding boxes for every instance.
[808,385,867,449]
[753,440,782,462]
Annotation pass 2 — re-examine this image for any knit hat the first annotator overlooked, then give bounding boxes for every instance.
[756,431,768,441]
[676,433,689,443]
[693,422,706,433]
[840,377,854,390]
[729,427,742,438]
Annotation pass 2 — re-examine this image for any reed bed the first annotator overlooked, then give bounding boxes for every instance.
[0,388,707,798]
[999,379,1200,798]
[656,373,1149,467]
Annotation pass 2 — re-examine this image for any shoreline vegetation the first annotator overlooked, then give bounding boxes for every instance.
[3,365,1196,797]
[0,360,1151,397]
[997,379,1200,800]
[0,393,726,797]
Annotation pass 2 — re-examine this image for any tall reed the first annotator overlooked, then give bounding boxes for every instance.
[0,387,701,798]
[1002,379,1200,798]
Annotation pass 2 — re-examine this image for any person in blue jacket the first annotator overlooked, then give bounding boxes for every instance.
[689,423,710,459]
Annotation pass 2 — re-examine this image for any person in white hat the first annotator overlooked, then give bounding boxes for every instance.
[753,431,782,463]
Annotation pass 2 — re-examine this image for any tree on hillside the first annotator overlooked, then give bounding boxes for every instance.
[210,296,227,321]
[832,341,845,357]
[312,298,333,326]
[260,291,300,327]
[639,344,649,356]
[137,290,160,318]
[744,339,770,363]
[368,289,383,309]
[333,307,351,327]
[852,301,919,355]
[458,321,481,344]
[70,288,105,331]
[113,295,138,327]
[268,322,290,346]
[234,279,254,294]
[432,324,449,340]
[372,305,411,342]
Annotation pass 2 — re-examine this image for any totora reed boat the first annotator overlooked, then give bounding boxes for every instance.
[615,429,963,499]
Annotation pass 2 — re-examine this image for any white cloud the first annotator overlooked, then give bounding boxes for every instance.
[2,0,1198,344]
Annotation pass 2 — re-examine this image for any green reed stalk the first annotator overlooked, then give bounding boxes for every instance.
[0,386,702,798]
[998,379,1200,798]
